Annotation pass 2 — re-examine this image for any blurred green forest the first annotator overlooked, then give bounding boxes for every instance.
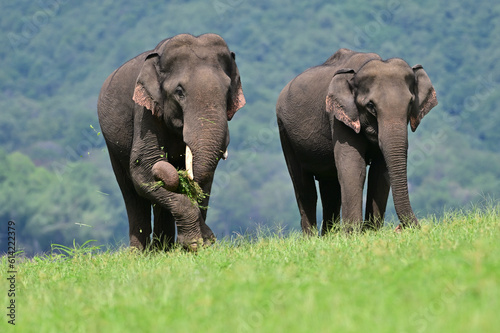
[0,0,499,254]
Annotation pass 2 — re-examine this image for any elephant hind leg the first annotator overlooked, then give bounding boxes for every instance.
[319,179,341,235]
[152,205,176,250]
[364,155,390,230]
[296,172,317,235]
[279,130,318,235]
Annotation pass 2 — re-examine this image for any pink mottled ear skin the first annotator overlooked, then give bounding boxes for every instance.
[133,83,160,117]
[133,84,152,110]
[227,83,246,120]
[410,88,437,132]
[326,95,361,133]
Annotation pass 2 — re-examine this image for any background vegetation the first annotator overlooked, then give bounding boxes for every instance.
[0,0,499,254]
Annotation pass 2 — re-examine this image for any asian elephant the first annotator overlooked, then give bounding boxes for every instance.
[276,48,437,234]
[97,34,245,250]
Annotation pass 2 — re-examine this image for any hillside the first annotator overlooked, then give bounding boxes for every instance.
[0,0,499,253]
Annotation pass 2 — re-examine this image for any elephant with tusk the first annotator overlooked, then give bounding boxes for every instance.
[97,34,245,251]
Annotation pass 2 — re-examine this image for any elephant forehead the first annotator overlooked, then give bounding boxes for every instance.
[356,64,413,91]
[169,33,228,48]
[358,60,413,81]
[163,34,230,60]
[160,45,231,72]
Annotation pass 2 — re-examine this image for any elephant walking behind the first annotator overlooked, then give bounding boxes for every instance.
[276,48,437,234]
[97,34,245,250]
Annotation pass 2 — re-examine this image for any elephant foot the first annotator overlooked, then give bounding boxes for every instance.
[301,224,318,237]
[129,234,149,251]
[394,219,420,232]
[177,217,215,252]
[177,233,215,252]
[341,221,363,234]
[201,222,216,246]
[176,234,203,252]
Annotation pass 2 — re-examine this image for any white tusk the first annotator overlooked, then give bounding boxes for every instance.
[185,146,194,180]
[222,149,229,160]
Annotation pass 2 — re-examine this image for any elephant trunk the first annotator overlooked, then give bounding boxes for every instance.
[183,108,228,188]
[379,124,419,228]
[180,65,233,193]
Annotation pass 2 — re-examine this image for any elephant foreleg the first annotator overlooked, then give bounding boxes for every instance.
[124,193,152,250]
[151,159,214,246]
[334,137,366,232]
[109,152,152,250]
[130,170,205,251]
[155,189,205,250]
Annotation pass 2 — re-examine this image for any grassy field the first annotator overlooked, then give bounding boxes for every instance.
[2,204,499,332]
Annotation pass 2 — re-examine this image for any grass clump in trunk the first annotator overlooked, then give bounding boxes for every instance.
[145,170,207,207]
[176,170,208,206]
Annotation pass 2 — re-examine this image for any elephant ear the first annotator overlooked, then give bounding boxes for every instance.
[326,69,360,133]
[227,52,246,121]
[133,53,163,117]
[411,64,438,132]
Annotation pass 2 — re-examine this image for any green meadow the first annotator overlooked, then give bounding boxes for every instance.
[2,205,499,332]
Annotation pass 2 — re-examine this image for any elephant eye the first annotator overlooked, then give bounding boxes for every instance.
[366,101,377,115]
[175,86,185,99]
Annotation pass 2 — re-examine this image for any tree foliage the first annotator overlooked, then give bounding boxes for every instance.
[0,0,498,254]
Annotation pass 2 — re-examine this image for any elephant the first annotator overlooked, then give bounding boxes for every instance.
[276,48,437,234]
[97,33,245,251]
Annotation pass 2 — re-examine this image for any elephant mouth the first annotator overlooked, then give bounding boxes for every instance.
[184,145,228,181]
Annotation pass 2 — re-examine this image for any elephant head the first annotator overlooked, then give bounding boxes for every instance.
[132,34,245,188]
[326,58,437,226]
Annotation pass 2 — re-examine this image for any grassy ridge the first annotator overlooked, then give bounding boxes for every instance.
[2,205,499,332]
